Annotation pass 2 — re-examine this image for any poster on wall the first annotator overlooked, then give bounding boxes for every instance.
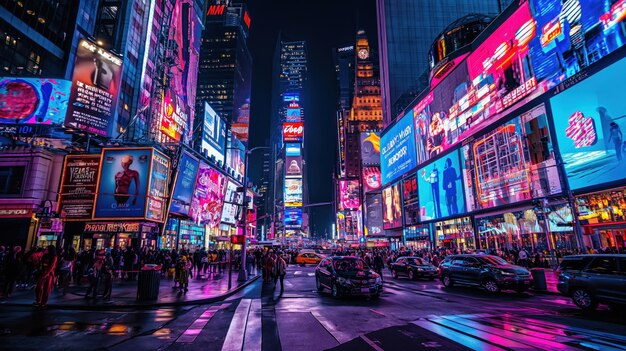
[189,162,226,228]
[58,155,101,220]
[382,181,402,229]
[365,193,384,236]
[550,55,626,190]
[65,39,123,137]
[0,78,71,125]
[286,156,302,177]
[146,149,170,222]
[402,174,419,226]
[93,148,152,219]
[381,112,417,185]
[362,166,381,193]
[339,179,360,210]
[360,132,380,165]
[170,151,199,216]
[418,150,466,221]
[201,102,226,165]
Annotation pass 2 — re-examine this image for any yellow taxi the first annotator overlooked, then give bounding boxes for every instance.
[296,252,324,265]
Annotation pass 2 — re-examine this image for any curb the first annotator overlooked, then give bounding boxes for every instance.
[0,275,260,311]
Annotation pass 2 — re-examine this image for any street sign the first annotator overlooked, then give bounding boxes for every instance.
[230,235,246,245]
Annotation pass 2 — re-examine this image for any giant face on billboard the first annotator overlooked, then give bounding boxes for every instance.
[402,174,419,226]
[286,156,302,177]
[360,132,381,165]
[93,148,152,219]
[0,78,71,125]
[284,207,302,229]
[146,149,170,222]
[382,182,402,229]
[550,56,626,190]
[339,180,360,211]
[65,39,123,137]
[418,150,466,221]
[58,155,101,220]
[170,151,199,216]
[201,102,226,165]
[381,112,417,185]
[189,162,226,228]
[284,178,303,206]
[365,193,384,236]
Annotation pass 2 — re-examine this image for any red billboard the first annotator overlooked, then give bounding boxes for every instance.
[283,122,304,142]
[339,180,360,211]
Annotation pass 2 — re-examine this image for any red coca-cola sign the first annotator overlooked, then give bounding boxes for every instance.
[283,122,304,142]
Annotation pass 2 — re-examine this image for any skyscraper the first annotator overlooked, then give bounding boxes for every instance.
[376,0,508,125]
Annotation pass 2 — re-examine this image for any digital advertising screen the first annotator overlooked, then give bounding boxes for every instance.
[65,39,123,137]
[360,132,381,165]
[227,132,245,180]
[93,148,152,219]
[283,122,304,142]
[201,102,226,165]
[381,111,417,185]
[160,94,188,142]
[286,156,302,177]
[224,180,243,205]
[550,55,626,190]
[146,149,170,222]
[57,155,100,220]
[284,178,303,206]
[0,78,71,125]
[418,150,466,221]
[382,181,402,229]
[286,106,301,122]
[362,166,382,193]
[339,179,360,211]
[402,174,419,226]
[365,193,384,236]
[284,207,302,229]
[189,162,226,228]
[286,143,301,156]
[220,203,239,225]
[170,151,199,216]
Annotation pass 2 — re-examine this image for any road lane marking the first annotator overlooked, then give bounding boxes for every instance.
[243,299,262,350]
[413,320,507,351]
[222,299,252,351]
[311,311,353,344]
[360,335,384,351]
[369,309,385,317]
[176,303,230,343]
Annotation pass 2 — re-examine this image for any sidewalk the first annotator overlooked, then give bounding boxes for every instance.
[0,268,260,310]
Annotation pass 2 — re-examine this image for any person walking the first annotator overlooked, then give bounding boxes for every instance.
[1,246,22,298]
[34,245,57,307]
[85,249,105,300]
[102,251,114,300]
[373,252,384,279]
[274,253,287,292]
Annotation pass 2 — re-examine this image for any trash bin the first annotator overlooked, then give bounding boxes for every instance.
[137,266,161,301]
[530,268,546,292]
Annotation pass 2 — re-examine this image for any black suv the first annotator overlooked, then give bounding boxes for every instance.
[390,257,437,280]
[556,254,626,311]
[315,256,383,299]
[439,254,532,293]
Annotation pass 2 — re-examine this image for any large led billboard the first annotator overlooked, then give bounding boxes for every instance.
[201,102,226,165]
[286,156,302,177]
[286,105,301,122]
[284,178,303,206]
[57,155,100,220]
[224,180,243,205]
[381,111,417,185]
[189,162,226,228]
[284,207,302,229]
[418,149,466,222]
[66,39,123,137]
[402,174,419,226]
[283,122,304,142]
[286,143,301,156]
[360,132,380,165]
[170,151,199,216]
[365,193,384,236]
[362,167,382,193]
[339,179,360,211]
[382,181,402,229]
[221,203,240,225]
[0,78,71,125]
[550,55,626,190]
[227,132,245,180]
[146,149,170,222]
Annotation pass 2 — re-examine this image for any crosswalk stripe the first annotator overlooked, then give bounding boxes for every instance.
[311,311,353,344]
[222,299,252,351]
[176,303,230,343]
[243,299,262,350]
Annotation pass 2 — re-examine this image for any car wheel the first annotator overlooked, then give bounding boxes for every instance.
[331,283,340,299]
[442,274,454,287]
[316,276,323,292]
[482,278,500,293]
[408,270,415,280]
[391,270,398,279]
[571,288,598,311]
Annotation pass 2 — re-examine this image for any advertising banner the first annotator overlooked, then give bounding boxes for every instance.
[146,149,170,222]
[58,155,100,220]
[286,106,301,122]
[201,102,226,165]
[362,166,382,193]
[286,156,303,177]
[382,182,402,229]
[283,122,304,142]
[402,174,419,226]
[227,132,246,180]
[170,151,199,216]
[339,179,360,211]
[418,149,466,221]
[189,162,226,228]
[65,39,123,137]
[221,203,239,225]
[0,78,71,125]
[284,178,303,206]
[284,207,302,229]
[231,123,249,144]
[224,180,243,204]
[93,148,152,219]
[381,111,417,185]
[286,143,301,156]
[550,56,626,190]
[160,94,188,142]
[360,132,380,165]
[365,193,384,236]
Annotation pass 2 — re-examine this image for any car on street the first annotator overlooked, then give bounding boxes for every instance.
[439,254,532,293]
[556,254,626,311]
[390,257,437,280]
[315,256,383,299]
[296,252,324,265]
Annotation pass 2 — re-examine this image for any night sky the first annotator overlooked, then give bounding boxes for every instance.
[246,0,378,238]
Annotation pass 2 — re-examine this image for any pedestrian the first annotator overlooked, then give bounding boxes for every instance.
[373,252,384,279]
[102,251,114,300]
[34,245,57,307]
[85,249,105,300]
[274,253,287,292]
[1,246,22,298]
[176,256,190,293]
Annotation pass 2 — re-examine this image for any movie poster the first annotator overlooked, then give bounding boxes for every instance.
[189,162,226,228]
[170,151,200,216]
[382,182,402,229]
[146,150,170,222]
[58,155,101,220]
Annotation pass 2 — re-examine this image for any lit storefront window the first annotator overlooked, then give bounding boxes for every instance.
[475,209,548,252]
[434,216,475,251]
[404,224,431,250]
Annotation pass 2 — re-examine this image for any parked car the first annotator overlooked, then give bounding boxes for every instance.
[296,252,324,265]
[556,254,626,311]
[439,254,532,293]
[390,257,437,280]
[315,256,383,299]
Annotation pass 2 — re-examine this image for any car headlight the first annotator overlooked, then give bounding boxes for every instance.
[489,268,514,276]
[337,277,352,285]
[417,268,423,271]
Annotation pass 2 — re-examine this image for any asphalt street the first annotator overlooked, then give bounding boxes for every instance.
[0,265,624,351]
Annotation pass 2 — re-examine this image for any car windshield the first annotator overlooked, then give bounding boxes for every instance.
[333,259,368,272]
[476,256,508,266]
[406,258,424,265]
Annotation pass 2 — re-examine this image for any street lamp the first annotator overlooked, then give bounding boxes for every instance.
[238,146,271,282]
